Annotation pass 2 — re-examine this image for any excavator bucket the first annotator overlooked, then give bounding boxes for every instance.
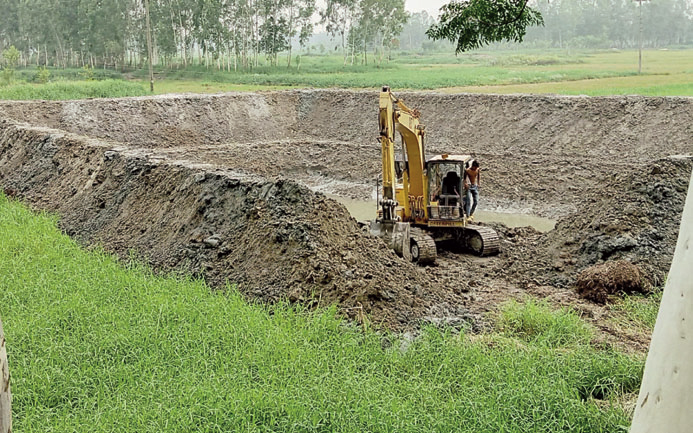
[370,221,411,261]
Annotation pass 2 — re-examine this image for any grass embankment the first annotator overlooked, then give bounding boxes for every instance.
[0,193,643,432]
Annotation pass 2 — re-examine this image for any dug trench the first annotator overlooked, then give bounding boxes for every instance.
[0,90,691,347]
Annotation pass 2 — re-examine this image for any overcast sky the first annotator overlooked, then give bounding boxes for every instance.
[406,0,449,18]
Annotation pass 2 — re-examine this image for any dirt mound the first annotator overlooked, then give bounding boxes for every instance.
[506,157,693,289]
[0,119,476,330]
[575,260,648,304]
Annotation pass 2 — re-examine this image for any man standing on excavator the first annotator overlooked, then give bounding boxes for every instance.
[464,160,481,221]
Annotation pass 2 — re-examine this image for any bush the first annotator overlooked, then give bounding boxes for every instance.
[1,46,20,86]
[0,68,13,87]
[34,67,51,84]
[80,64,95,81]
[1,46,20,68]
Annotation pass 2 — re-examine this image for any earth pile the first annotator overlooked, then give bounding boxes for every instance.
[504,157,693,289]
[0,119,473,330]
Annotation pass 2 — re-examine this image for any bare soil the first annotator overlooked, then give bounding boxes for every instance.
[1,90,691,351]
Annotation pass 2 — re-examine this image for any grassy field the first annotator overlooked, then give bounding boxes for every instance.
[0,193,645,432]
[1,48,692,99]
[140,49,693,95]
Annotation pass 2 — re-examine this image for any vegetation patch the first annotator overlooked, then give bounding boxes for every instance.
[495,299,593,347]
[0,79,148,100]
[0,194,644,432]
[609,290,663,331]
[486,54,584,67]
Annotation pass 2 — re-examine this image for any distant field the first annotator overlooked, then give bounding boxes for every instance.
[443,50,693,96]
[143,49,693,96]
[1,48,692,98]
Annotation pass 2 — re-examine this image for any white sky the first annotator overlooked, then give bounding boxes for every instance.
[406,0,449,19]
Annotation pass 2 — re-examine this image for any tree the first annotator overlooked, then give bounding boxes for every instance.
[426,0,544,52]
[321,0,358,65]
[372,0,408,62]
[284,0,315,67]
[400,11,434,51]
[349,0,407,65]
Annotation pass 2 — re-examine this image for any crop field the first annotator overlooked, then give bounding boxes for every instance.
[0,47,689,432]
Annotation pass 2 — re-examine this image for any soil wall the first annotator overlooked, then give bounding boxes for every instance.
[1,91,691,159]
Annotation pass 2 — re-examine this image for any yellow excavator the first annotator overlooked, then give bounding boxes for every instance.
[370,86,500,263]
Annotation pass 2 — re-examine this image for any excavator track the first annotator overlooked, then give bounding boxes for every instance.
[460,225,501,257]
[410,227,437,264]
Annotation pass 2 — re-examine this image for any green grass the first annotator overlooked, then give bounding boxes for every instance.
[495,299,593,348]
[609,290,663,332]
[0,193,644,432]
[0,79,148,100]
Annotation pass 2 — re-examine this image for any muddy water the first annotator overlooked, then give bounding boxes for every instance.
[474,210,556,232]
[329,195,556,232]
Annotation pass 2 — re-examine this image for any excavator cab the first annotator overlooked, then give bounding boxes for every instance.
[427,155,469,220]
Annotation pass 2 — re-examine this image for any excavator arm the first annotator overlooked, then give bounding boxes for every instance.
[378,86,428,222]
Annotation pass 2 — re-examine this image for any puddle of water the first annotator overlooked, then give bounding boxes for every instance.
[327,195,379,222]
[328,195,556,233]
[474,210,555,232]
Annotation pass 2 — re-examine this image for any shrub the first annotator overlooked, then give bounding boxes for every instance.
[34,67,51,84]
[80,64,95,81]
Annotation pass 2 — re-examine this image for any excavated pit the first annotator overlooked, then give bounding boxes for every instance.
[1,90,692,336]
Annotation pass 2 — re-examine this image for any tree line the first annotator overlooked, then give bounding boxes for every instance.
[1,0,693,72]
[524,0,693,49]
[0,0,408,71]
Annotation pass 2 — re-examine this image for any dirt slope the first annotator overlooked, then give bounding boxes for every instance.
[0,119,474,330]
